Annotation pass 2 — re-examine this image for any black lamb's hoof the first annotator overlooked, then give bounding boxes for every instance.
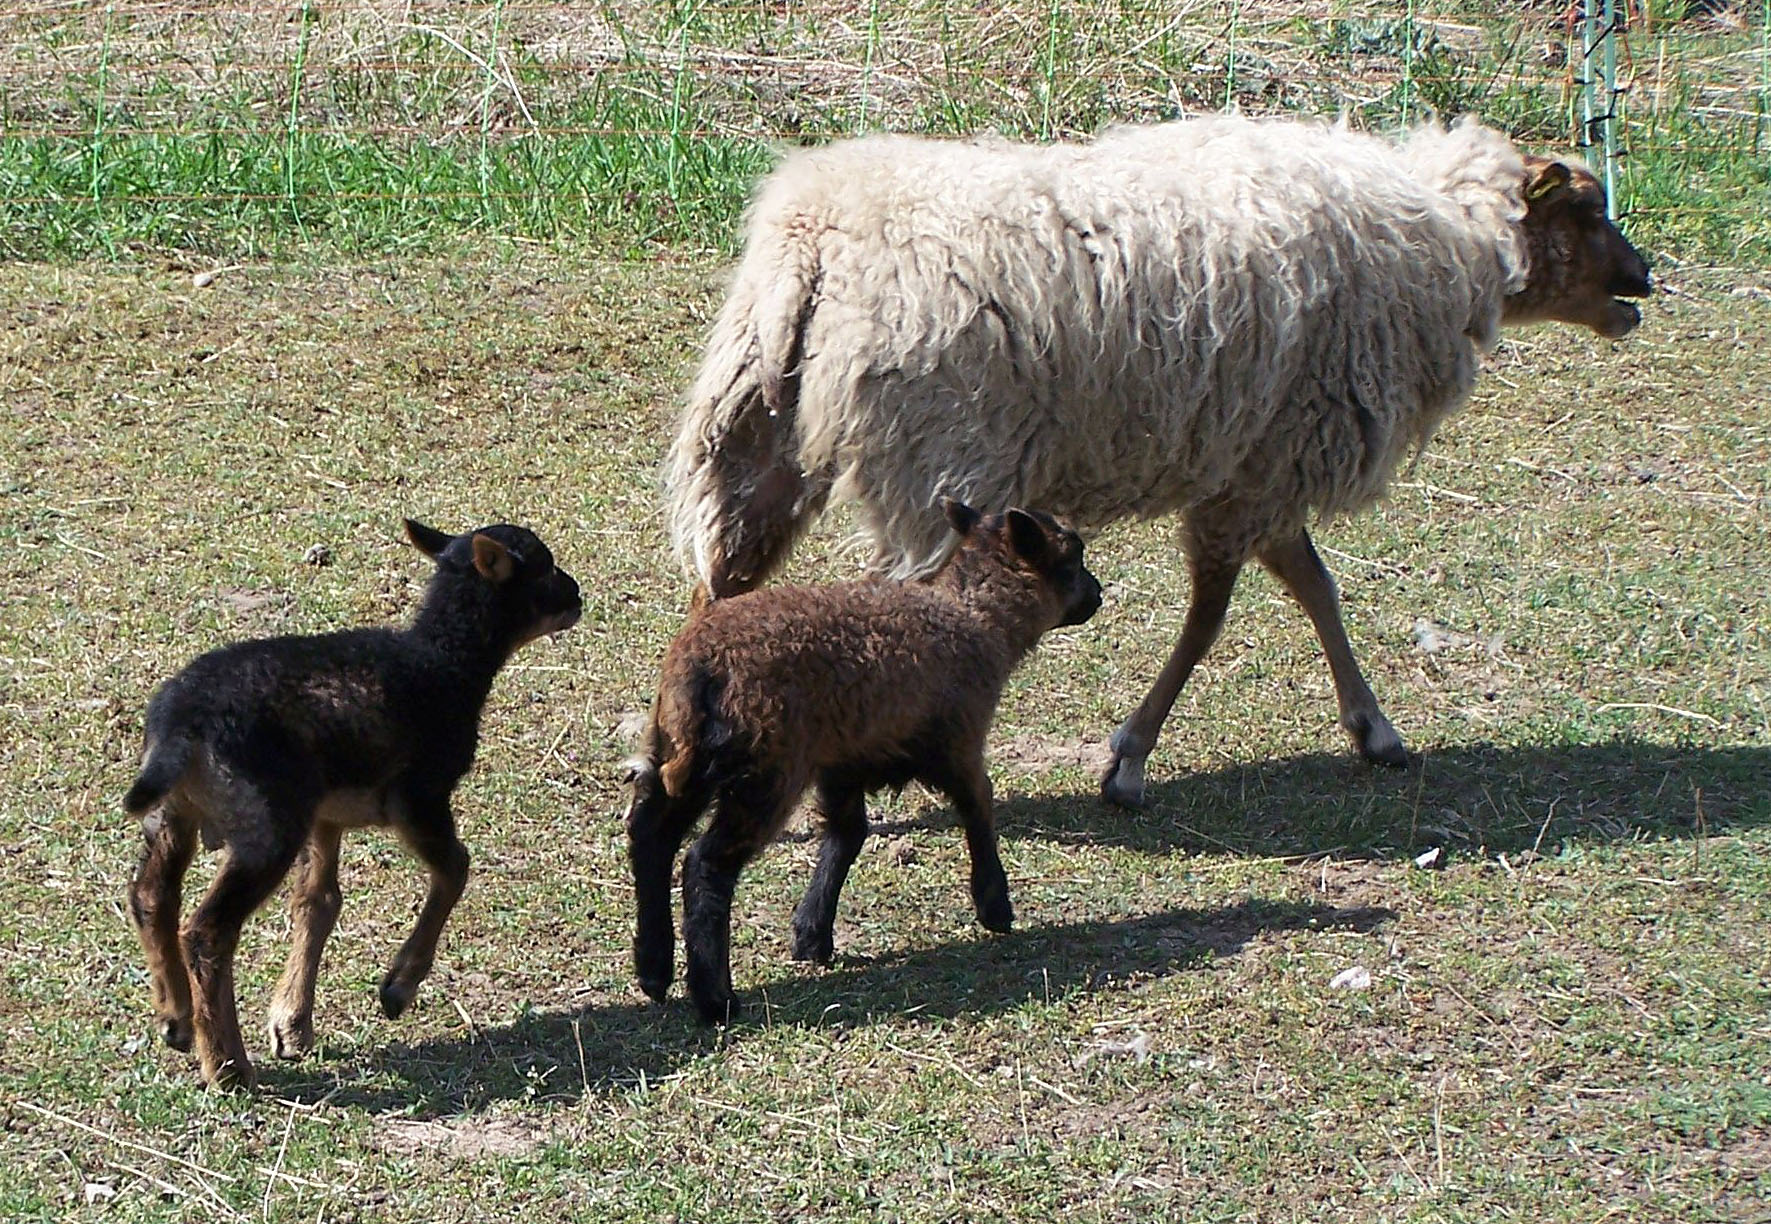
[790,925,836,965]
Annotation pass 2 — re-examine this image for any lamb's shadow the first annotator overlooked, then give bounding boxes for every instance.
[982,739,1770,861]
[264,897,1391,1118]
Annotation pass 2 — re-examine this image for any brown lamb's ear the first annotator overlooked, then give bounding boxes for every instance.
[470,533,517,583]
[942,497,982,537]
[1005,508,1050,565]
[405,519,453,558]
[1524,159,1571,204]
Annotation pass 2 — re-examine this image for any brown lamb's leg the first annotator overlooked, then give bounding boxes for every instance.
[790,771,869,964]
[937,753,1013,934]
[266,821,345,1060]
[628,768,712,1002]
[681,770,792,1024]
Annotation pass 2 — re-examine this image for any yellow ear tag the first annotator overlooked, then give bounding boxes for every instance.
[1526,168,1566,201]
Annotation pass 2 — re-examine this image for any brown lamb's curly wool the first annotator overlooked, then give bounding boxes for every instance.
[625,500,1101,1024]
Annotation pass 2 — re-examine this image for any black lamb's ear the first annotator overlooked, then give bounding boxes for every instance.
[1005,508,1049,564]
[942,497,981,537]
[405,519,454,558]
[470,533,517,583]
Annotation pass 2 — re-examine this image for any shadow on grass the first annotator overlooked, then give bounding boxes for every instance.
[263,897,1391,1117]
[987,739,1771,861]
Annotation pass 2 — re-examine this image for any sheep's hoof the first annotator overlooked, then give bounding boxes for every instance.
[789,927,836,964]
[377,976,416,1021]
[1346,711,1409,768]
[158,1015,193,1053]
[204,1055,256,1093]
[692,993,743,1026]
[268,1012,314,1061]
[977,898,1014,934]
[1100,753,1147,808]
[971,871,1015,933]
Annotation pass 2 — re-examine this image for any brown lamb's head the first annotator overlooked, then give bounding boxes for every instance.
[1503,154,1652,340]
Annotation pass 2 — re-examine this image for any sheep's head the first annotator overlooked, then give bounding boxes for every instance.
[1503,155,1652,340]
[938,499,1103,640]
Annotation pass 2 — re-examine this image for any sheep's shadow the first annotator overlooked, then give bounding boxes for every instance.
[262,897,1391,1118]
[970,738,1770,862]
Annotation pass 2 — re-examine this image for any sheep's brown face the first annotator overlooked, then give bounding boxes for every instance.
[1503,156,1652,340]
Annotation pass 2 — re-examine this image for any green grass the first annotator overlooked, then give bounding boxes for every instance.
[0,247,1767,1220]
[2,3,1770,1218]
[2,2,1770,261]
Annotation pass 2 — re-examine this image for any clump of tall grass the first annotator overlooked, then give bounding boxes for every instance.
[0,2,1765,262]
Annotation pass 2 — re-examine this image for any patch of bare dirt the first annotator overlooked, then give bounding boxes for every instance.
[994,733,1112,775]
[372,1115,548,1161]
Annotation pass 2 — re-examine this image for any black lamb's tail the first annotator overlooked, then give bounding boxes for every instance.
[124,733,194,814]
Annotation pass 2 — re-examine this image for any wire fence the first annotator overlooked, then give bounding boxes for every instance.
[2,1,1768,260]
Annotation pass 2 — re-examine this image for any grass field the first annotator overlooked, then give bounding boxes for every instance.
[3,2,1771,1220]
[1,244,1767,1220]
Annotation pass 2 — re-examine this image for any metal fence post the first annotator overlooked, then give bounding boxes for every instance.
[1581,0,1620,220]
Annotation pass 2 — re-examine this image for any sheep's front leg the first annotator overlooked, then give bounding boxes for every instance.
[1257,529,1408,768]
[1102,551,1243,808]
[939,755,1013,933]
[380,802,469,1021]
[267,822,343,1060]
[790,773,867,964]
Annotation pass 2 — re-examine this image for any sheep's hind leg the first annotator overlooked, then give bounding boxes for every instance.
[682,774,786,1023]
[129,806,198,1054]
[790,771,867,964]
[266,822,343,1060]
[627,770,708,1003]
[182,835,303,1090]
[1101,551,1244,808]
[1257,529,1408,768]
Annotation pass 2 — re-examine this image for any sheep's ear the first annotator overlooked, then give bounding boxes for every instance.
[1524,159,1570,203]
[1005,508,1050,564]
[942,497,981,536]
[405,519,453,558]
[471,533,517,583]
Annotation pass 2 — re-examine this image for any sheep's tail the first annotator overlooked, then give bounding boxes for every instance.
[666,215,830,598]
[124,732,194,815]
[622,665,727,805]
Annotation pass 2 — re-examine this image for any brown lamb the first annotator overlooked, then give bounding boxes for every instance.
[625,500,1102,1023]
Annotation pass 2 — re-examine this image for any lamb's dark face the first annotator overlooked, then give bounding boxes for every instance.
[406,520,583,648]
[467,525,584,647]
[995,507,1102,628]
[1031,516,1103,628]
[1504,156,1652,340]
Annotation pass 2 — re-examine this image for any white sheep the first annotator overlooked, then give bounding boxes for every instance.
[666,114,1652,806]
